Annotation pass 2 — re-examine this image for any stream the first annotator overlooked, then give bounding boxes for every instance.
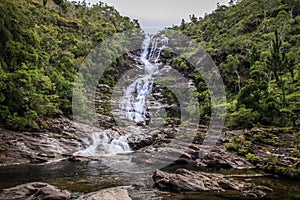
[0,161,299,199]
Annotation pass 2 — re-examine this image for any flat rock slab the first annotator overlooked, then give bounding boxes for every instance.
[0,182,70,200]
[76,187,131,200]
[153,169,272,199]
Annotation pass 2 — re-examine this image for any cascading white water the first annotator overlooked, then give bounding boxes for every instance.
[120,76,153,122]
[74,130,131,157]
[120,35,168,122]
[74,35,168,157]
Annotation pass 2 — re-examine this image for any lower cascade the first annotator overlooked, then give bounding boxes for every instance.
[74,130,131,157]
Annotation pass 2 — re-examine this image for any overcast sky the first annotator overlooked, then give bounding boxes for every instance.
[85,0,229,31]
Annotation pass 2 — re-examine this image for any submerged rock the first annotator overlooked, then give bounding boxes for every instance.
[76,187,131,200]
[0,182,70,200]
[153,169,272,199]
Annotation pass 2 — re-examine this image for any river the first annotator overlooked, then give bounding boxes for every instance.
[0,161,299,199]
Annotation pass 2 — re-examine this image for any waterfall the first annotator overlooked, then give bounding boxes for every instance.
[235,69,241,93]
[74,35,168,157]
[74,130,131,157]
[120,34,168,122]
[119,76,153,122]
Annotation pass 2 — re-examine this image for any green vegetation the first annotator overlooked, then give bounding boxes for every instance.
[245,153,260,163]
[0,0,140,130]
[170,0,300,128]
[0,0,299,133]
[296,132,300,155]
[225,128,300,177]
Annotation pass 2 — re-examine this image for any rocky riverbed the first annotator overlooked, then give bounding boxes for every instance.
[0,116,299,199]
[0,182,131,200]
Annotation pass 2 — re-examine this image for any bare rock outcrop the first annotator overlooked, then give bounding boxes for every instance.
[153,169,273,199]
[76,187,131,200]
[0,182,70,200]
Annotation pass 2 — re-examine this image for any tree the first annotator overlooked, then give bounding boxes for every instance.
[53,0,64,7]
[180,19,186,30]
[53,0,67,13]
[43,0,47,7]
[266,30,294,106]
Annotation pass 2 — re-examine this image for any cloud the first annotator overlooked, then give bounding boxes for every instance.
[85,0,228,28]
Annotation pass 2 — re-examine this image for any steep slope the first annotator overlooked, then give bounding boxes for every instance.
[0,0,140,130]
[170,0,300,128]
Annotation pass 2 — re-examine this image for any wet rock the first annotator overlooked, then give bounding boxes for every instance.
[68,155,91,162]
[153,169,272,199]
[127,134,155,150]
[76,187,131,200]
[242,185,273,199]
[136,121,145,126]
[127,130,159,150]
[0,182,70,200]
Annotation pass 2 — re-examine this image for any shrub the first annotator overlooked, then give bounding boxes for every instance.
[228,108,259,129]
[246,153,260,163]
[226,142,238,151]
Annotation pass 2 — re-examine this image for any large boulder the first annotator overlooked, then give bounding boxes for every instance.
[153,169,272,199]
[0,182,70,200]
[195,145,255,170]
[76,187,131,200]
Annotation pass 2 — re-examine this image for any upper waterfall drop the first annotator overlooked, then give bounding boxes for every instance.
[119,34,169,122]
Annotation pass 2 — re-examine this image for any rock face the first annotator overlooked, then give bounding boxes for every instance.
[76,187,131,200]
[0,127,83,165]
[0,129,81,165]
[128,126,254,169]
[153,169,272,199]
[0,182,70,200]
[0,117,104,166]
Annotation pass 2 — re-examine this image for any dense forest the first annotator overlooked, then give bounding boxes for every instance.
[0,0,299,131]
[170,0,300,129]
[0,0,140,130]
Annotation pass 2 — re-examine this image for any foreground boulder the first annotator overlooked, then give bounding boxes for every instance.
[76,187,131,200]
[153,169,272,199]
[0,182,70,200]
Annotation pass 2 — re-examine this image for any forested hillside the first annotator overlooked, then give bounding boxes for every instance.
[0,0,139,130]
[0,0,299,131]
[171,0,300,129]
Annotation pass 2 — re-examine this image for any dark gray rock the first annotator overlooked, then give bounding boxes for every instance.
[0,118,98,166]
[153,169,272,199]
[0,182,70,200]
